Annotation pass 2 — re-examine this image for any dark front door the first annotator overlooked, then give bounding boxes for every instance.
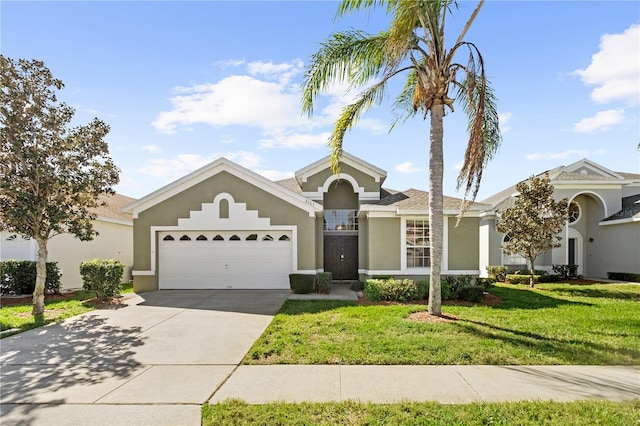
[324,235,358,280]
[568,238,576,265]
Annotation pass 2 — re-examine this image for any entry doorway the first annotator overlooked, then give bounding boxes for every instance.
[324,235,358,280]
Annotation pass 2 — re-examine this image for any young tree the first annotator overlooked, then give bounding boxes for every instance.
[497,173,569,287]
[0,56,120,319]
[302,0,501,315]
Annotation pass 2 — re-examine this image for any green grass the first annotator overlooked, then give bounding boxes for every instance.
[202,399,640,426]
[244,283,640,365]
[0,282,134,337]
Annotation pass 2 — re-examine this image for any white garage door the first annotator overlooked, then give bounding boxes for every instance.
[158,231,293,289]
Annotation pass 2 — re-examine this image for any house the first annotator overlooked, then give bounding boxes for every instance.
[479,159,640,278]
[0,193,135,290]
[124,152,487,292]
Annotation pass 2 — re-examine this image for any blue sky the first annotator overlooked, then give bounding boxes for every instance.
[2,1,639,201]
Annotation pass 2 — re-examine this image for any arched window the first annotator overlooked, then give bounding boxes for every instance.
[502,235,526,266]
[262,235,273,241]
[196,235,207,241]
[246,234,258,241]
[230,235,240,241]
[219,198,229,219]
[163,235,174,241]
[568,201,581,223]
[279,235,290,241]
[212,235,224,241]
[179,235,191,241]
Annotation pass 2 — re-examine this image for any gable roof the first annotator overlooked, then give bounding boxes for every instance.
[294,151,387,186]
[602,194,640,222]
[124,158,323,218]
[94,193,135,223]
[362,188,489,214]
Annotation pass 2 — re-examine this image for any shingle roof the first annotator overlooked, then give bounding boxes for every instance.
[94,193,135,223]
[275,178,302,194]
[367,188,488,211]
[602,194,640,222]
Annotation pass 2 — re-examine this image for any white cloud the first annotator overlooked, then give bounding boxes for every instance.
[247,59,303,84]
[499,112,512,134]
[214,59,245,67]
[573,24,640,105]
[138,150,261,180]
[572,109,625,133]
[525,149,606,161]
[259,132,331,149]
[395,161,424,174]
[255,169,295,181]
[452,161,464,171]
[142,144,162,154]
[358,117,388,134]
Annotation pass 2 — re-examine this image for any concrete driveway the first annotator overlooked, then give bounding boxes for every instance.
[0,290,289,426]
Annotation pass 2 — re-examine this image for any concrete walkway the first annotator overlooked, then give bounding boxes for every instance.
[1,288,639,426]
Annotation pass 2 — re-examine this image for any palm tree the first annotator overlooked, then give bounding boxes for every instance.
[302,0,501,315]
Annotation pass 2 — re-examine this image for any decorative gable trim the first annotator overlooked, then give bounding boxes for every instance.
[558,158,625,180]
[124,158,322,218]
[301,173,381,201]
[294,151,387,186]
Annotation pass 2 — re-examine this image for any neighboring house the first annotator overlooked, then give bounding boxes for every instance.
[0,193,135,290]
[125,152,487,292]
[479,159,640,278]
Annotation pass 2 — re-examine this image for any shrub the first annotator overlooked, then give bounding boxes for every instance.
[365,278,421,302]
[553,264,579,279]
[477,277,496,291]
[607,272,640,282]
[505,274,560,285]
[456,286,485,302]
[0,260,61,295]
[350,281,364,291]
[513,269,548,276]
[289,274,315,294]
[315,272,332,294]
[486,266,508,282]
[79,259,125,301]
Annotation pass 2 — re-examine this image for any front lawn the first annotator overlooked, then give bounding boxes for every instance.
[202,399,640,426]
[244,283,640,365]
[0,282,134,337]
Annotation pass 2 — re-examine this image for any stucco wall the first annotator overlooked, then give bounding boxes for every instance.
[48,220,133,290]
[447,217,479,270]
[367,217,401,270]
[596,222,640,276]
[302,162,381,194]
[132,171,317,292]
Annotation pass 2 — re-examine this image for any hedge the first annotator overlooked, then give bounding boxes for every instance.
[0,260,61,295]
[607,272,640,282]
[289,274,315,294]
[364,278,427,302]
[505,274,560,284]
[486,266,508,282]
[315,272,332,294]
[80,259,125,301]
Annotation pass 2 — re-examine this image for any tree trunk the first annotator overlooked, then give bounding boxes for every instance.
[529,258,535,288]
[428,102,445,316]
[33,238,48,321]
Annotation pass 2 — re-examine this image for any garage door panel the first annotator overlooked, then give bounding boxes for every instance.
[159,231,293,289]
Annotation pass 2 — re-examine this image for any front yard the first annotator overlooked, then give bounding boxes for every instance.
[244,282,640,365]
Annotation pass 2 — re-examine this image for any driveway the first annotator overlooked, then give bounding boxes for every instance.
[0,289,290,426]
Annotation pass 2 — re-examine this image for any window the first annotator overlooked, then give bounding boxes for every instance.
[213,235,224,241]
[262,235,273,241]
[179,235,191,241]
[230,235,240,241]
[163,235,175,241]
[279,235,290,241]
[502,235,527,265]
[196,235,207,241]
[246,234,258,241]
[406,220,430,268]
[324,210,358,231]
[568,201,581,223]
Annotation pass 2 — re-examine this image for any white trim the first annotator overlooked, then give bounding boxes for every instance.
[400,216,448,272]
[562,158,625,180]
[600,216,640,226]
[567,227,583,275]
[554,183,622,189]
[295,151,387,185]
[96,216,133,226]
[568,191,610,217]
[301,173,381,201]
[124,157,322,218]
[358,269,481,276]
[296,270,319,274]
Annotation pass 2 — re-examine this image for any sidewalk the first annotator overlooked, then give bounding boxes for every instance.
[210,365,640,404]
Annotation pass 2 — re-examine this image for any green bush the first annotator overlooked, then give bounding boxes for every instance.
[364,278,422,302]
[486,266,508,282]
[477,277,496,291]
[553,264,579,279]
[505,274,560,284]
[607,272,640,282]
[79,259,125,301]
[289,274,315,294]
[0,260,61,295]
[456,286,485,302]
[350,281,364,291]
[513,269,548,276]
[315,272,332,294]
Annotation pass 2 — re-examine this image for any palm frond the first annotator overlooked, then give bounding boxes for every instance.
[336,0,397,18]
[302,30,391,116]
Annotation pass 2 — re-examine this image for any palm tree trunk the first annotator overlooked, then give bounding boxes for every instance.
[33,238,47,321]
[428,102,445,316]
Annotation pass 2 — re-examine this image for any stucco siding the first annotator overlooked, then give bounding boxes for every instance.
[368,217,401,270]
[48,220,133,290]
[447,217,479,270]
[358,217,369,270]
[132,171,317,291]
[302,162,381,194]
[597,222,640,276]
